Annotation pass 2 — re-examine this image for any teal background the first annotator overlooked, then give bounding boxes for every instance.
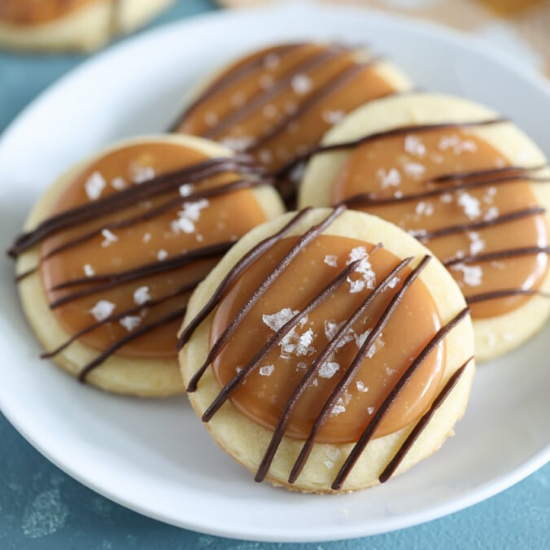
[0,1,548,548]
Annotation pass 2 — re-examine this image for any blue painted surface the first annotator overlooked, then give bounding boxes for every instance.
[0,1,548,548]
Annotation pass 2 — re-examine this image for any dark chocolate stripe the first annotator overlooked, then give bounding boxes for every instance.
[465,288,550,304]
[444,246,550,267]
[179,207,313,360]
[412,206,545,242]
[378,357,473,483]
[289,255,431,484]
[246,60,377,152]
[15,267,38,282]
[48,241,234,308]
[8,156,258,258]
[168,44,305,132]
[202,247,383,423]
[342,173,549,209]
[431,164,548,184]
[41,280,200,359]
[255,256,413,482]
[40,178,266,262]
[205,47,348,141]
[186,206,346,392]
[78,305,188,382]
[275,119,506,179]
[331,307,470,490]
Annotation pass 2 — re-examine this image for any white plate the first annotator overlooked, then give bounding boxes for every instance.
[0,1,549,543]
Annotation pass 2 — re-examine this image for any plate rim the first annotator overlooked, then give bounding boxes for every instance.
[1,1,549,542]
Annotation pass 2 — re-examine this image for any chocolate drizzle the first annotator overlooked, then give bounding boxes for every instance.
[276,118,506,179]
[8,156,262,258]
[378,357,472,483]
[186,206,346,392]
[331,307,469,490]
[412,206,545,242]
[9,154,271,380]
[181,206,471,488]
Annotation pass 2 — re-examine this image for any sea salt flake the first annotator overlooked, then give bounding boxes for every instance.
[142,232,151,243]
[318,361,340,379]
[331,403,346,416]
[291,74,312,95]
[348,246,368,263]
[347,277,365,294]
[131,164,155,184]
[90,300,115,321]
[85,171,106,200]
[484,206,499,221]
[469,232,485,255]
[83,264,95,277]
[376,168,401,188]
[133,286,151,305]
[120,315,141,332]
[356,380,369,393]
[296,329,315,356]
[179,184,194,197]
[452,263,483,286]
[386,367,396,375]
[458,192,481,220]
[404,162,426,178]
[404,135,426,157]
[326,448,341,460]
[100,229,118,247]
[323,460,334,469]
[367,406,375,415]
[324,254,338,267]
[262,308,298,331]
[415,201,434,217]
[322,110,345,125]
[157,249,168,261]
[259,364,275,376]
[440,193,453,204]
[111,176,126,190]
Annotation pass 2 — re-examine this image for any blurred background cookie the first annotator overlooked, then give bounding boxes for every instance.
[9,134,284,396]
[0,0,175,52]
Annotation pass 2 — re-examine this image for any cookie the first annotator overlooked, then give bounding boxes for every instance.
[0,0,174,52]
[179,207,474,493]
[298,93,550,362]
[9,134,284,396]
[170,41,413,198]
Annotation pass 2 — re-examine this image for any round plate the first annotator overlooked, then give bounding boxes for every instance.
[0,1,549,543]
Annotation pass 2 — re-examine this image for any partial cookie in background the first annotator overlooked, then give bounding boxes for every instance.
[179,207,475,493]
[0,0,175,52]
[9,134,284,396]
[298,93,550,362]
[170,41,413,200]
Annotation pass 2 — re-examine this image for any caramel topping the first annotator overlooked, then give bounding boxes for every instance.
[332,128,549,319]
[210,235,445,444]
[173,43,399,175]
[0,0,98,25]
[11,141,270,376]
[182,207,470,486]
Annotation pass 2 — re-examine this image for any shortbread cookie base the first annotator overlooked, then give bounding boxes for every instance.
[298,93,550,362]
[180,208,475,493]
[16,134,285,397]
[0,0,174,52]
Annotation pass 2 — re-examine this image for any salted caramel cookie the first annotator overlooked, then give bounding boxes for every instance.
[298,93,550,362]
[0,0,175,52]
[9,134,284,396]
[171,42,413,193]
[179,207,474,493]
